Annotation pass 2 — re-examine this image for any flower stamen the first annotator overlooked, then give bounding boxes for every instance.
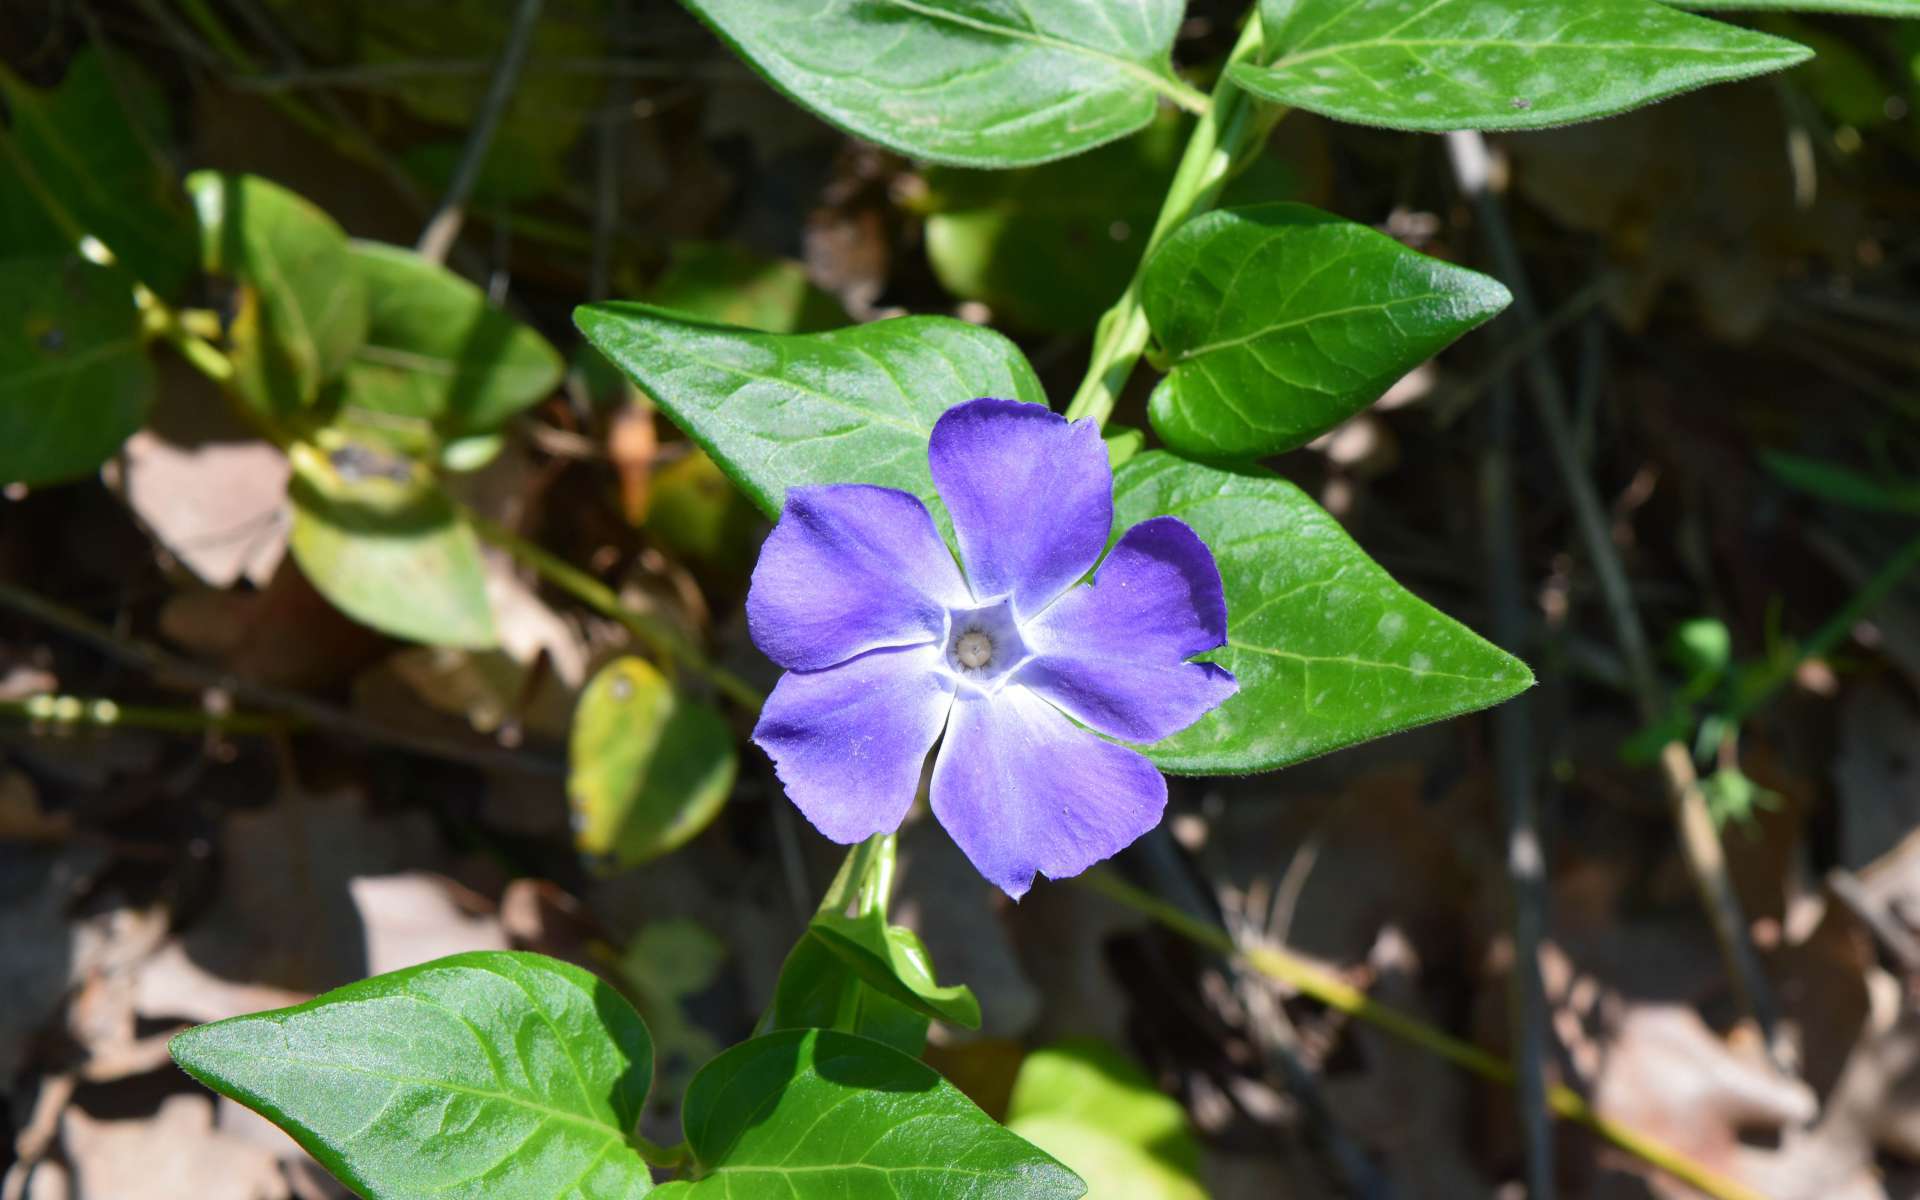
[955,630,993,669]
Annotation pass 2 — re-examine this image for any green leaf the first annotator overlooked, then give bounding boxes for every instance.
[287,445,496,649]
[573,304,1046,522]
[339,241,563,446]
[649,242,845,334]
[1761,450,1920,514]
[1006,1041,1204,1200]
[0,256,150,486]
[1235,0,1812,132]
[188,171,370,422]
[1114,452,1532,773]
[1665,0,1920,12]
[168,950,655,1200]
[568,657,737,867]
[615,921,728,1113]
[656,1029,1083,1200]
[1142,204,1509,459]
[769,909,979,1056]
[678,0,1190,167]
[769,939,929,1056]
[0,50,197,297]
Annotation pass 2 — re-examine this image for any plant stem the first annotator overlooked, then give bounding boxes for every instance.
[414,0,545,264]
[163,0,436,213]
[1445,130,1779,1052]
[1480,365,1556,1199]
[1081,870,1770,1200]
[816,832,897,918]
[1727,532,1920,723]
[0,581,559,776]
[0,694,288,736]
[1062,9,1279,428]
[463,511,764,713]
[630,1134,688,1170]
[141,293,238,386]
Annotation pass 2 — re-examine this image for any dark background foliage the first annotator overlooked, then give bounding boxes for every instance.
[4,1,1920,1197]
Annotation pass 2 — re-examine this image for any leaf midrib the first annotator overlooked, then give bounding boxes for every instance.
[205,1044,625,1141]
[710,1162,1007,1179]
[1224,638,1511,685]
[871,0,1184,104]
[1267,34,1789,75]
[1172,293,1464,361]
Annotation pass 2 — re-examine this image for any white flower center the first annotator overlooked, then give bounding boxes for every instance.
[956,631,994,669]
[943,598,1029,692]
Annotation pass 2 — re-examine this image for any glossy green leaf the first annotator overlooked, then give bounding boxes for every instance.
[168,951,655,1200]
[769,910,979,1055]
[650,242,845,334]
[1666,0,1920,12]
[287,446,496,649]
[573,304,1046,521]
[679,0,1190,168]
[0,50,197,296]
[0,256,150,486]
[1115,452,1532,773]
[341,242,563,445]
[1006,1041,1204,1200]
[1142,204,1510,459]
[188,171,370,421]
[769,943,929,1056]
[568,657,737,867]
[1235,0,1811,132]
[656,1029,1083,1200]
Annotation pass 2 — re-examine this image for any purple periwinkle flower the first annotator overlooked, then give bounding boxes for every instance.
[746,398,1237,898]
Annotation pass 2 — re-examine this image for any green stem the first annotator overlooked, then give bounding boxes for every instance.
[1062,9,1279,428]
[0,694,289,736]
[816,832,897,918]
[141,292,238,386]
[629,1134,688,1170]
[1080,870,1769,1200]
[464,512,765,714]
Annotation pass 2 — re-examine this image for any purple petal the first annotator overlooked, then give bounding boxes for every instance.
[753,643,955,844]
[929,399,1111,618]
[1019,516,1237,743]
[747,484,969,671]
[929,685,1166,899]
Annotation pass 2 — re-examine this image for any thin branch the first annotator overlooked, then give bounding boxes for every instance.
[464,511,765,713]
[415,0,545,265]
[1081,870,1771,1200]
[1446,129,1780,1051]
[0,581,559,776]
[2,694,288,736]
[1479,365,1556,1198]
